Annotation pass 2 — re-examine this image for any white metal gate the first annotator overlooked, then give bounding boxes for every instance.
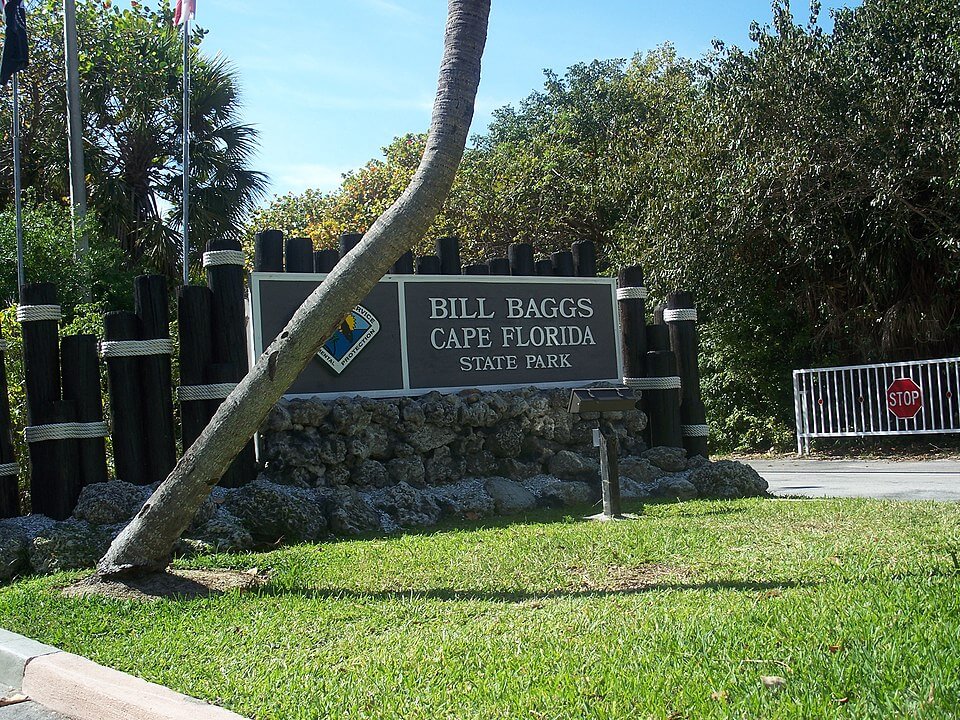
[793,357,960,455]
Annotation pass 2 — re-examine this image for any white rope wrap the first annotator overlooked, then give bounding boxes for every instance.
[178,383,237,402]
[0,463,16,476]
[24,421,109,443]
[16,305,62,323]
[623,376,682,391]
[663,308,698,323]
[617,287,648,301]
[681,424,710,437]
[100,339,174,358]
[203,250,246,268]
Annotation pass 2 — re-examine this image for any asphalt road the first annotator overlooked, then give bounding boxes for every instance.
[746,459,960,501]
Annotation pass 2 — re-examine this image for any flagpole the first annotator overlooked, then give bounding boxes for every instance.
[181,16,190,286]
[12,71,24,293]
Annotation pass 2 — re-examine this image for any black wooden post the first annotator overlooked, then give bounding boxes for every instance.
[205,363,257,488]
[103,310,146,484]
[417,255,441,275]
[618,266,648,384]
[206,238,258,487]
[134,275,177,484]
[535,259,554,276]
[0,339,20,517]
[508,243,535,276]
[599,418,622,518]
[666,292,709,458]
[572,240,597,277]
[551,251,575,277]
[487,257,511,275]
[437,236,461,275]
[254,230,284,272]
[644,324,683,449]
[463,264,489,275]
[61,334,108,489]
[285,237,314,273]
[177,285,214,451]
[19,283,78,517]
[315,249,339,273]
[339,232,362,258]
[391,251,414,274]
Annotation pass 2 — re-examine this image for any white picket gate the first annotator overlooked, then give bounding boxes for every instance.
[793,357,960,455]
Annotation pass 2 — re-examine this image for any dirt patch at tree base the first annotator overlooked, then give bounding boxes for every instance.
[63,568,268,601]
[567,563,689,592]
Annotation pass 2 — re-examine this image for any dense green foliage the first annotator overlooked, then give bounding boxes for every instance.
[2,498,958,718]
[252,0,960,451]
[1,0,267,274]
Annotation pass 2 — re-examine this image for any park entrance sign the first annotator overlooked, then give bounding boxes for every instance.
[250,273,623,398]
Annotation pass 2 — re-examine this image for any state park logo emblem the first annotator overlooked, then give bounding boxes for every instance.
[317,305,380,374]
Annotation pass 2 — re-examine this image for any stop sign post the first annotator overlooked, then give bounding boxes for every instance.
[886,377,923,420]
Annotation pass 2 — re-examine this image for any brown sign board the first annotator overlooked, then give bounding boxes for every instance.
[250,273,623,399]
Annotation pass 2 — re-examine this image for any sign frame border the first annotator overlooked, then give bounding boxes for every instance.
[250,271,624,400]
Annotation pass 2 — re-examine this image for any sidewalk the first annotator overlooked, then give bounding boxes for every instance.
[0,629,246,720]
[746,459,960,501]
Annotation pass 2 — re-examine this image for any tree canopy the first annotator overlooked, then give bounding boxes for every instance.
[0,0,267,275]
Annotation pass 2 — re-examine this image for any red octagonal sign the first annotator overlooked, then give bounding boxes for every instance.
[886,377,923,420]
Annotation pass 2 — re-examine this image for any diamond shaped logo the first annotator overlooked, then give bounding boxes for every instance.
[317,305,380,374]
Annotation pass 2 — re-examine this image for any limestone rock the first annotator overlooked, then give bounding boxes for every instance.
[688,460,769,499]
[328,488,393,535]
[643,446,688,473]
[548,450,600,482]
[386,456,425,486]
[466,450,501,477]
[29,519,115,573]
[183,507,254,553]
[404,424,457,453]
[484,477,537,514]
[223,478,327,544]
[425,446,465,484]
[485,421,523,459]
[352,459,391,488]
[619,457,665,485]
[286,398,329,427]
[652,476,698,501]
[430,480,495,519]
[367,482,441,528]
[72,480,151,526]
[523,475,595,508]
[329,397,371,435]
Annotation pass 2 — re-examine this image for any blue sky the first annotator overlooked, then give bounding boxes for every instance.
[189,0,858,200]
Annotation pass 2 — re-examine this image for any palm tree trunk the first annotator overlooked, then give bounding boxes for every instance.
[97,0,491,577]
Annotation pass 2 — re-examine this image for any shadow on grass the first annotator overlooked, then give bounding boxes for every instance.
[253,578,816,604]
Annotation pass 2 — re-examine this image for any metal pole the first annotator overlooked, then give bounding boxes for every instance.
[181,18,191,286]
[63,0,88,261]
[13,73,24,292]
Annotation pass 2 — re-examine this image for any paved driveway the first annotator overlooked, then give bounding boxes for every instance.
[744,459,960,501]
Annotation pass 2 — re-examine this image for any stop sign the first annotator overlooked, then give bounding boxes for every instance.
[886,377,923,420]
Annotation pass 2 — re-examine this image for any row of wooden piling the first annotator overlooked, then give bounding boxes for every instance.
[252,230,599,278]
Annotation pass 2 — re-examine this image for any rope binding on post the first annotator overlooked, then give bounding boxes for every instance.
[202,250,246,268]
[24,421,109,443]
[0,463,17,477]
[681,424,710,437]
[622,376,682,391]
[99,339,174,358]
[616,287,648,301]
[16,305,62,323]
[663,308,698,323]
[177,383,238,402]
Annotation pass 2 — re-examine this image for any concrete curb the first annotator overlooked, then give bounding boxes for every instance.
[0,629,247,720]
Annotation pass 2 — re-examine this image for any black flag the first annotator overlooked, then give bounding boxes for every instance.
[1,0,28,87]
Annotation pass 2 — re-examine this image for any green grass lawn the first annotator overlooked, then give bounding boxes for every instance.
[1,498,959,719]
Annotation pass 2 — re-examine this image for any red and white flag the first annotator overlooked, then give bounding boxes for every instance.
[174,0,195,25]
